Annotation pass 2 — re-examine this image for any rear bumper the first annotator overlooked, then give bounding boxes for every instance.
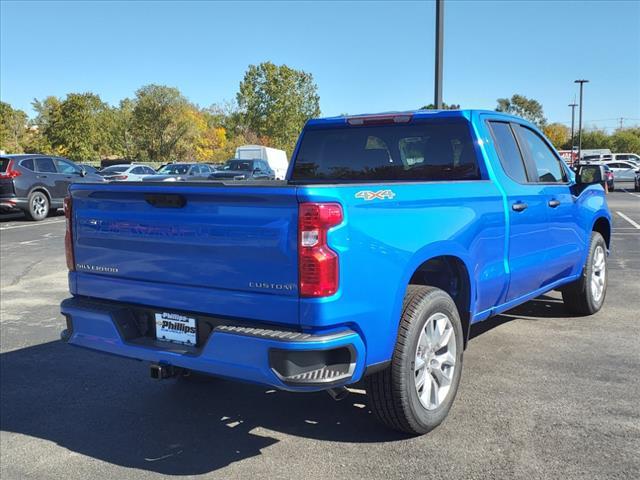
[0,196,26,212]
[60,296,366,391]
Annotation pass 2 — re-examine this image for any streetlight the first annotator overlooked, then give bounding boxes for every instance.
[434,0,444,109]
[568,102,577,164]
[574,79,589,161]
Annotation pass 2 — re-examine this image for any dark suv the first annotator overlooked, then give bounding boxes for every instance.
[0,154,104,221]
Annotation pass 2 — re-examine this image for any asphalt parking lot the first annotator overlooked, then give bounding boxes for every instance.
[1,190,639,480]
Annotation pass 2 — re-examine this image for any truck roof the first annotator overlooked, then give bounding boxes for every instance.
[307,109,524,127]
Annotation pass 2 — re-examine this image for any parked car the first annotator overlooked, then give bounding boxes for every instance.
[99,164,157,181]
[0,154,104,220]
[602,160,639,183]
[235,145,289,180]
[61,110,611,435]
[603,164,615,191]
[208,159,275,180]
[610,153,640,164]
[144,163,214,181]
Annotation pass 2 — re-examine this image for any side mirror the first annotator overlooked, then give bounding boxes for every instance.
[253,168,260,174]
[79,167,87,177]
[576,165,604,185]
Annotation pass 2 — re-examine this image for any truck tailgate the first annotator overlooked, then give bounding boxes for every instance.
[70,183,300,324]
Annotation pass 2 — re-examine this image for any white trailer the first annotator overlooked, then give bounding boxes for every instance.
[235,145,289,180]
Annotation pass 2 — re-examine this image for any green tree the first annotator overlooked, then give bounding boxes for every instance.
[579,129,612,150]
[132,84,198,162]
[496,94,546,127]
[42,93,110,161]
[0,102,28,152]
[609,128,640,153]
[236,62,320,155]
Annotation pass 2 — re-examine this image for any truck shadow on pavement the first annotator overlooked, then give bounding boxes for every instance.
[0,340,404,476]
[1,294,578,475]
[470,293,579,340]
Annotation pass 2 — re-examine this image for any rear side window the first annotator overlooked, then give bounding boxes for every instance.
[514,126,566,183]
[291,120,480,182]
[0,158,8,172]
[20,159,35,171]
[488,121,528,183]
[35,157,57,173]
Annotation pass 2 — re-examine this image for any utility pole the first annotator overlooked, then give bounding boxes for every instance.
[569,102,577,164]
[574,79,589,161]
[434,0,444,109]
[618,117,624,130]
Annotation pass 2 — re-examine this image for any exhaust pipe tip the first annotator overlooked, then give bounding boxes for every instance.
[327,387,349,401]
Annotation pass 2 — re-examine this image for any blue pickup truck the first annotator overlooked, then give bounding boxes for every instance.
[60,110,611,434]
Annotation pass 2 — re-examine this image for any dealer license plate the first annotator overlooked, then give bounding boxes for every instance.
[154,312,197,346]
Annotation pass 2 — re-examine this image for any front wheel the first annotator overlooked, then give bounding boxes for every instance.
[562,232,607,315]
[366,286,464,435]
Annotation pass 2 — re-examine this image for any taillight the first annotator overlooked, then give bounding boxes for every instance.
[298,203,343,297]
[0,160,22,179]
[64,196,75,271]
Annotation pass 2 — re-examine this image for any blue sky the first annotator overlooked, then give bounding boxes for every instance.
[1,0,639,131]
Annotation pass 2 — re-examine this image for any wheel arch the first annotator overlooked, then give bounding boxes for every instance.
[396,245,474,349]
[592,216,611,249]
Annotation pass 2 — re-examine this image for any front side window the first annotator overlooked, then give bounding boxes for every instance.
[515,126,566,183]
[488,121,528,183]
[54,159,80,174]
[291,120,480,182]
[35,157,56,173]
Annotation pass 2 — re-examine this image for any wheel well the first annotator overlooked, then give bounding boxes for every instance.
[593,217,611,249]
[30,187,51,202]
[409,255,471,348]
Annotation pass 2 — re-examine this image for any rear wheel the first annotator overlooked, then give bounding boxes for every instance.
[366,286,463,435]
[25,191,49,221]
[562,232,607,315]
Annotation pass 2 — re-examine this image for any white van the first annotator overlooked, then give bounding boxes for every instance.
[235,145,289,180]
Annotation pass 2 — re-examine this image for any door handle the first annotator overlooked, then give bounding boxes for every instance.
[512,201,528,212]
[37,175,48,179]
[548,199,560,208]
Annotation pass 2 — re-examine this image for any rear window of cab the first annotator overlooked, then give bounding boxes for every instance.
[291,120,481,182]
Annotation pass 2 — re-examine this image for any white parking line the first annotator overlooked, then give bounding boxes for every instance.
[0,219,66,231]
[616,211,640,230]
[621,188,640,198]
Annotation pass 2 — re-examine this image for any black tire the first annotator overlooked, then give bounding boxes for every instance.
[366,286,464,435]
[561,231,607,315]
[24,191,49,221]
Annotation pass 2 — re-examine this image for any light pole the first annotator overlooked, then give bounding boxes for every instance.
[569,102,577,163]
[434,0,444,109]
[574,79,589,161]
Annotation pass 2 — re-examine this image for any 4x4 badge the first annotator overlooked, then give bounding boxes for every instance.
[355,189,396,201]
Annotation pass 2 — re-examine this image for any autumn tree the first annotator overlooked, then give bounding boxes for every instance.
[237,62,320,155]
[543,123,570,148]
[496,94,546,127]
